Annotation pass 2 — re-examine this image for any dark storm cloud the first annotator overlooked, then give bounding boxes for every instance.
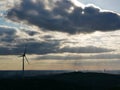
[23,41,60,54]
[0,26,114,55]
[23,30,38,36]
[0,27,16,55]
[60,46,114,53]
[0,47,13,55]
[88,54,120,59]
[7,0,120,34]
[0,27,114,55]
[0,41,113,55]
[35,53,120,60]
[35,54,83,60]
[0,41,60,55]
[0,27,16,42]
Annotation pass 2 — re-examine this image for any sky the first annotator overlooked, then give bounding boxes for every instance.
[0,0,120,70]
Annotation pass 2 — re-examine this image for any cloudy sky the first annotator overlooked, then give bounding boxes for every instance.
[0,0,120,70]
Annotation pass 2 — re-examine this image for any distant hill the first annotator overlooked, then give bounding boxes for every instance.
[0,71,120,90]
[0,70,71,78]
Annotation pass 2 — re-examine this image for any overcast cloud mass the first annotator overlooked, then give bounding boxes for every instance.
[0,26,114,55]
[0,0,120,68]
[7,0,120,34]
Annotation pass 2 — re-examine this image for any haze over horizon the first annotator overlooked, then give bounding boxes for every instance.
[0,0,120,70]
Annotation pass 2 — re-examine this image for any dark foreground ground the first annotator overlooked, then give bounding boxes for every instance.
[0,72,120,90]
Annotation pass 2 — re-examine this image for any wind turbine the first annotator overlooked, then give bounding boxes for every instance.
[20,45,29,77]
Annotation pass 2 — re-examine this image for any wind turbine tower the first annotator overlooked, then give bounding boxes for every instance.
[20,45,29,77]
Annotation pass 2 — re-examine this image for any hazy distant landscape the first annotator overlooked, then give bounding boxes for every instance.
[0,70,71,78]
[1,70,120,78]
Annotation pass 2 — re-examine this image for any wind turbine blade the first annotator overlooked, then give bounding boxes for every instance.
[25,56,29,64]
[23,45,27,55]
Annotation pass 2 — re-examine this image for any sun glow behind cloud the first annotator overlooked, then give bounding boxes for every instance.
[79,0,120,14]
[71,0,85,8]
